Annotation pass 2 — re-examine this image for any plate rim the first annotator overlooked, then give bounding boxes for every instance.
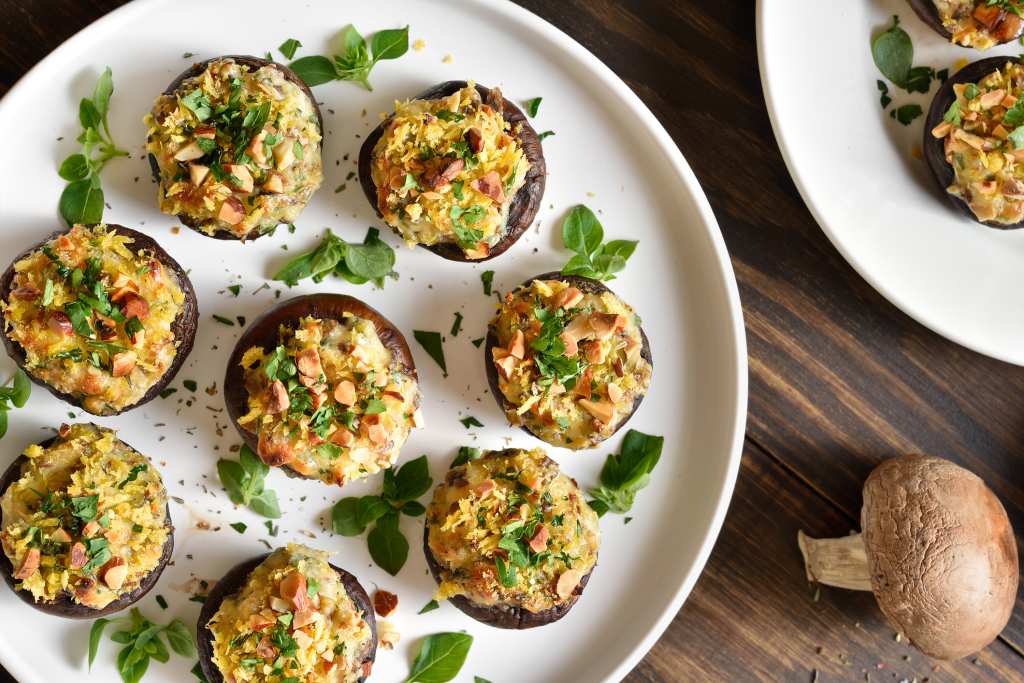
[756,0,1023,366]
[0,1,749,681]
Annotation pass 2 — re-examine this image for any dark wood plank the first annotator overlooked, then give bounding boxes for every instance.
[626,441,1024,682]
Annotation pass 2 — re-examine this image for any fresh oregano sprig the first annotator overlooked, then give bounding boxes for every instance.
[588,429,664,517]
[289,25,409,91]
[0,369,31,439]
[273,227,396,287]
[89,608,197,683]
[58,67,129,226]
[331,455,433,575]
[560,205,638,281]
[216,444,282,518]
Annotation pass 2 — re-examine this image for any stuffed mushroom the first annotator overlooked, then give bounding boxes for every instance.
[424,447,600,629]
[198,544,377,683]
[924,57,1024,228]
[0,423,173,617]
[485,273,652,450]
[0,223,198,415]
[358,80,545,261]
[146,56,324,240]
[224,294,422,486]
[908,0,1024,49]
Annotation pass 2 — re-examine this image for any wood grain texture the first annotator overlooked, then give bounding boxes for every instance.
[1,1,1023,682]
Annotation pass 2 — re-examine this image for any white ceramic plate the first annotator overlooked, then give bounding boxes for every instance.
[0,1,746,681]
[759,0,1024,365]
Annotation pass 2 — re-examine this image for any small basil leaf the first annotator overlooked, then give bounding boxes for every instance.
[370,26,410,61]
[368,513,409,576]
[288,55,339,87]
[88,618,111,669]
[404,632,474,683]
[59,153,92,181]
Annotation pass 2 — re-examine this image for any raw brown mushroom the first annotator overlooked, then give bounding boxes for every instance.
[798,454,1018,660]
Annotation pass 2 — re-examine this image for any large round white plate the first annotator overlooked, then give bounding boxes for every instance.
[0,1,746,681]
[759,0,1024,365]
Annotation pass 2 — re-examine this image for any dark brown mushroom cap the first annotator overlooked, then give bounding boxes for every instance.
[861,454,1018,660]
[483,272,652,449]
[223,294,416,480]
[922,56,1024,229]
[422,448,595,629]
[357,80,546,262]
[197,553,377,683]
[148,55,324,241]
[0,224,199,415]
[0,428,174,618]
[907,0,1023,47]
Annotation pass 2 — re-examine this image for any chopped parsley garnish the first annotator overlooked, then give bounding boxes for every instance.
[212,314,235,326]
[525,97,542,117]
[413,330,447,376]
[229,522,247,534]
[459,416,483,429]
[480,270,495,296]
[450,311,463,337]
[118,464,147,488]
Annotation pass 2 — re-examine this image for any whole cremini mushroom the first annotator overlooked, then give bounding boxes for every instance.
[797,454,1018,660]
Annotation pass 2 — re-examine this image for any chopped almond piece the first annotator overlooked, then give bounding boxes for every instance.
[426,158,464,189]
[552,287,584,309]
[584,341,607,365]
[930,121,952,139]
[508,330,526,359]
[296,347,321,378]
[111,351,137,377]
[574,367,593,400]
[103,558,128,590]
[50,528,72,543]
[194,126,216,139]
[189,163,210,186]
[464,127,483,153]
[218,196,245,224]
[373,590,399,617]
[979,88,1006,110]
[560,331,579,358]
[14,548,40,579]
[331,428,355,447]
[273,139,295,170]
[227,164,254,193]
[368,423,388,445]
[589,313,627,339]
[262,173,285,193]
[120,292,150,320]
[578,398,614,424]
[267,380,290,414]
[280,570,309,610]
[82,521,100,538]
[494,355,517,379]
[173,141,204,162]
[471,171,505,203]
[292,608,319,629]
[69,542,88,570]
[255,638,278,660]
[333,380,356,406]
[247,130,268,165]
[528,525,549,553]
[556,568,583,599]
[607,382,624,403]
[48,312,74,336]
[474,479,496,497]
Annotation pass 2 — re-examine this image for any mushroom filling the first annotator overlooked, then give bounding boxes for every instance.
[489,279,651,449]
[146,57,323,238]
[208,544,374,683]
[371,83,531,259]
[427,448,600,613]
[933,1,1023,48]
[237,315,421,485]
[1,224,187,414]
[0,424,169,609]
[932,61,1024,224]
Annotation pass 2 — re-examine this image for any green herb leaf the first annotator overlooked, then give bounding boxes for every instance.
[459,416,483,429]
[229,522,247,534]
[371,26,410,61]
[249,489,281,519]
[93,67,114,123]
[943,100,962,126]
[217,459,247,505]
[332,497,366,536]
[89,618,111,669]
[562,204,604,255]
[889,103,923,126]
[59,177,105,226]
[525,97,542,117]
[367,512,409,575]
[450,312,463,337]
[59,153,91,181]
[11,369,30,408]
[391,455,433,502]
[164,620,197,658]
[418,599,440,614]
[589,429,664,516]
[876,80,891,109]
[212,314,235,326]
[404,632,474,683]
[1005,97,1024,128]
[871,15,912,87]
[289,55,339,87]
[538,130,555,141]
[191,662,208,682]
[278,38,303,60]
[480,270,494,296]
[1009,126,1024,150]
[118,464,147,488]
[451,446,482,467]
[413,330,447,376]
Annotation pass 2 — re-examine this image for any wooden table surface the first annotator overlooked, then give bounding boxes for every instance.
[3,1,1024,681]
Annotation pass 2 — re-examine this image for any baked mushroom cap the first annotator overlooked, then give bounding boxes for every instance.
[0,224,199,415]
[484,272,652,449]
[799,454,1018,660]
[0,429,174,618]
[197,553,377,683]
[148,55,324,241]
[357,80,546,262]
[423,448,600,629]
[922,56,1024,229]
[224,293,417,482]
[907,0,1024,48]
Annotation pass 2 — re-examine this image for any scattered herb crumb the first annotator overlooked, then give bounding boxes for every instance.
[212,314,235,326]
[471,337,484,348]
[227,284,241,296]
[183,380,197,392]
[155,595,168,610]
[480,270,495,296]
[413,330,447,376]
[229,522,247,534]
[450,312,463,337]
[459,416,483,429]
[418,599,439,614]
[525,97,542,117]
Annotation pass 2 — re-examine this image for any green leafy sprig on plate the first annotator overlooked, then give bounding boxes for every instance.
[58,67,129,226]
[273,228,396,287]
[289,25,409,91]
[0,369,30,439]
[89,608,197,683]
[560,205,637,281]
[217,444,282,518]
[588,429,664,517]
[331,455,432,575]
[405,632,474,683]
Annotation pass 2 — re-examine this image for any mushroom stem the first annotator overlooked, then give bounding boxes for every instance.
[797,530,872,591]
